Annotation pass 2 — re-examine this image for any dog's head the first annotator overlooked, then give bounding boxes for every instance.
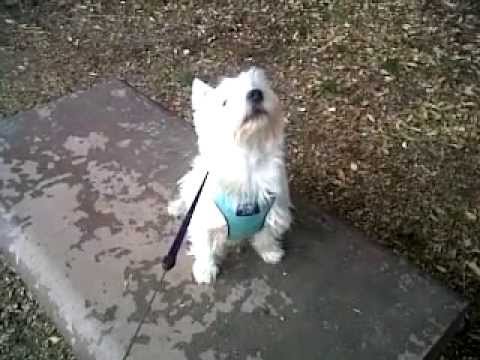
[192,67,283,151]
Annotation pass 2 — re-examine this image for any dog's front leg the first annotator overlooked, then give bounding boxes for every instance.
[189,198,228,284]
[251,226,285,264]
[190,230,219,284]
[251,192,292,264]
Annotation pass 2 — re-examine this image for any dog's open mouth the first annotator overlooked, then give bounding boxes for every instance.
[243,107,269,124]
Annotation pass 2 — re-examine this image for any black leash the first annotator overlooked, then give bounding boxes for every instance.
[162,172,209,271]
[122,172,209,359]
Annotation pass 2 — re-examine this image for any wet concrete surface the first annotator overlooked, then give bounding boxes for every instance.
[0,80,468,360]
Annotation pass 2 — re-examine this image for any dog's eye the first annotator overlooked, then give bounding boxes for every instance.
[222,100,227,106]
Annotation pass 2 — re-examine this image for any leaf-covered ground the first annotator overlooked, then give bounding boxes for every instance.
[0,0,479,358]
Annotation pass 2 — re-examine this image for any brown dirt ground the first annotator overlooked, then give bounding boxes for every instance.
[0,0,479,359]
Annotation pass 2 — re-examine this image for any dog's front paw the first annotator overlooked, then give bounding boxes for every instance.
[259,247,284,264]
[251,231,285,264]
[192,260,218,284]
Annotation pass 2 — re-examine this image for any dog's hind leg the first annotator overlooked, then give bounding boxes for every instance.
[167,197,186,217]
[167,157,206,217]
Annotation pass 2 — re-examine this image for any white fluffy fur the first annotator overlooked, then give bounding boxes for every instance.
[168,67,292,284]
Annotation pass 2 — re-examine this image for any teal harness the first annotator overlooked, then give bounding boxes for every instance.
[214,193,275,241]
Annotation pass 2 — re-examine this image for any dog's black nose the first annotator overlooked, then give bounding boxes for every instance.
[246,89,264,104]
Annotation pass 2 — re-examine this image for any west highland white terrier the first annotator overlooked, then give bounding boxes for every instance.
[168,67,292,284]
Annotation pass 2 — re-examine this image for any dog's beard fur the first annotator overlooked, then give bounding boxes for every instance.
[234,108,284,150]
[218,106,285,202]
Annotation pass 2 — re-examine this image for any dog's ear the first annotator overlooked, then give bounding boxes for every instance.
[192,78,213,111]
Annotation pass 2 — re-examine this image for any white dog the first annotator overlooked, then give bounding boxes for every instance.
[168,67,292,284]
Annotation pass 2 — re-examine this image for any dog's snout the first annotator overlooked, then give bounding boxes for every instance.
[246,89,264,104]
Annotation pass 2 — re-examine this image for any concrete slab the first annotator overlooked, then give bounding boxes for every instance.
[0,80,468,360]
